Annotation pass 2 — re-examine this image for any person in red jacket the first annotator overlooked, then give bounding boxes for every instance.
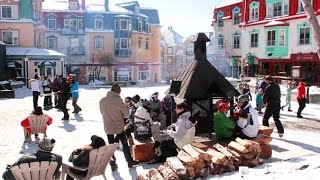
[21,106,53,142]
[297,79,307,118]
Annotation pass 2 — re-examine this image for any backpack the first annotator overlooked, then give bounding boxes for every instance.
[133,120,152,140]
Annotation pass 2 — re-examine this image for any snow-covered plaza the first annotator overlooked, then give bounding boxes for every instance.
[1,84,320,179]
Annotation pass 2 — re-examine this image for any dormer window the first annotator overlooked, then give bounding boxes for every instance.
[138,19,142,31]
[94,15,104,30]
[232,7,240,25]
[249,1,260,22]
[69,2,78,10]
[217,11,224,27]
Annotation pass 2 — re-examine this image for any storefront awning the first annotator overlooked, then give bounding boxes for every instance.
[6,47,65,60]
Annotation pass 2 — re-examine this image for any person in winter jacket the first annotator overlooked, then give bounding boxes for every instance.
[214,102,236,140]
[59,78,71,120]
[163,102,196,149]
[255,88,264,114]
[42,76,52,110]
[262,75,284,137]
[150,92,166,129]
[29,74,41,110]
[66,135,106,180]
[51,75,61,108]
[99,83,138,170]
[2,138,62,180]
[242,83,252,101]
[297,79,307,118]
[21,106,53,142]
[281,81,294,112]
[235,95,259,139]
[71,79,82,114]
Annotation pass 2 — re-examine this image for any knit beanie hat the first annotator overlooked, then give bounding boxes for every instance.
[38,138,55,152]
[132,95,140,103]
[90,135,106,149]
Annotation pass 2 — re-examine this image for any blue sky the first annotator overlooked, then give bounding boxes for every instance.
[110,0,226,37]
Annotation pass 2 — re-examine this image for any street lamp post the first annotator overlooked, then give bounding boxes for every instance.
[60,58,64,77]
[24,58,28,87]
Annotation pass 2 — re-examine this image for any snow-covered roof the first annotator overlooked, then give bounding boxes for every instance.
[161,27,184,47]
[264,20,289,27]
[43,0,84,11]
[6,47,65,56]
[215,0,242,9]
[87,0,132,13]
[222,16,231,20]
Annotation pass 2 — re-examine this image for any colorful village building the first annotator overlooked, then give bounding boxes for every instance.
[212,0,320,86]
[0,0,65,82]
[42,0,161,84]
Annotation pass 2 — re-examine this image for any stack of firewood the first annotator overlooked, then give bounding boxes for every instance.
[137,138,263,180]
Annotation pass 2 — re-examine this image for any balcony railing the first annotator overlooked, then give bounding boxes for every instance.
[61,28,85,35]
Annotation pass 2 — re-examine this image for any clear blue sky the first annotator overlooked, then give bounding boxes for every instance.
[110,0,226,37]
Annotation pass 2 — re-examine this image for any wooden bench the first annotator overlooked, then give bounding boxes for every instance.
[10,161,58,180]
[131,133,155,162]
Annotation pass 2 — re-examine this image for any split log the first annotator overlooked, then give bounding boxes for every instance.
[206,148,229,166]
[157,165,179,180]
[228,141,249,154]
[235,138,253,151]
[199,166,210,178]
[186,166,196,179]
[177,150,197,167]
[182,144,200,159]
[193,146,212,163]
[165,157,187,178]
[147,168,164,180]
[242,153,254,159]
[226,147,241,159]
[213,143,234,159]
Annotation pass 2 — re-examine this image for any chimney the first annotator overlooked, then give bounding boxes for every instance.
[105,0,109,11]
[81,0,86,10]
[193,33,210,61]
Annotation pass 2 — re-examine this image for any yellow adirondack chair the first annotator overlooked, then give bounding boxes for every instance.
[10,161,58,180]
[61,143,118,180]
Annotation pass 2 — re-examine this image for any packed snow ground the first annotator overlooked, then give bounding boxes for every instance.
[1,84,320,179]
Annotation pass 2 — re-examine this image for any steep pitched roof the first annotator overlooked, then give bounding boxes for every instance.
[140,9,160,24]
[161,27,184,47]
[174,33,240,99]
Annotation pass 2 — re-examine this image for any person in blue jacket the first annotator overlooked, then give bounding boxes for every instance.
[71,79,82,114]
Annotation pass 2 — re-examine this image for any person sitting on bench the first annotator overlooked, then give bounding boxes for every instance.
[213,102,236,141]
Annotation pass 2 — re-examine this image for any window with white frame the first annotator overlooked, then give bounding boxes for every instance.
[278,29,285,46]
[217,11,224,27]
[47,19,56,30]
[267,30,276,46]
[94,19,103,30]
[167,57,173,63]
[95,37,104,49]
[267,0,289,18]
[250,7,259,21]
[145,23,149,32]
[64,18,82,32]
[1,30,19,45]
[232,7,240,25]
[120,38,128,49]
[120,20,128,30]
[139,70,149,80]
[138,20,142,31]
[115,20,119,30]
[250,32,258,47]
[187,44,193,54]
[1,5,18,19]
[138,37,142,48]
[233,33,240,49]
[298,0,312,13]
[69,2,78,10]
[299,27,310,45]
[69,37,84,53]
[218,35,224,48]
[47,37,57,49]
[168,47,173,54]
[145,38,150,50]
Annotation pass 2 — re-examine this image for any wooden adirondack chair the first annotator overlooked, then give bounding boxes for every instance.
[23,115,50,142]
[10,161,58,180]
[61,143,118,180]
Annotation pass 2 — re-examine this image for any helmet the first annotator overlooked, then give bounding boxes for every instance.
[237,95,249,103]
[218,102,230,112]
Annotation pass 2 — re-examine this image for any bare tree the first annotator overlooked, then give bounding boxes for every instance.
[301,0,320,58]
[91,51,114,81]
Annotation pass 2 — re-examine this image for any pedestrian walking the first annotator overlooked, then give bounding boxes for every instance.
[242,83,252,101]
[281,81,293,112]
[30,74,41,110]
[99,83,138,171]
[51,75,62,109]
[71,79,82,114]
[42,76,53,110]
[255,88,264,114]
[262,75,284,138]
[297,79,307,118]
[59,77,70,120]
